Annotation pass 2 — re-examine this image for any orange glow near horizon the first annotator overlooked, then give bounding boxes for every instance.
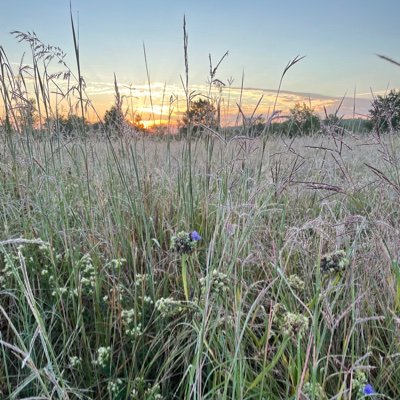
[82,81,374,126]
[1,77,375,129]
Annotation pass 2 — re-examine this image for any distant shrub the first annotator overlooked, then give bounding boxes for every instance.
[104,105,126,134]
[369,89,400,132]
[179,98,217,136]
[283,102,321,136]
[103,105,145,136]
[46,115,88,137]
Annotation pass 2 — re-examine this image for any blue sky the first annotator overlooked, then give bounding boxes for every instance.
[1,0,400,122]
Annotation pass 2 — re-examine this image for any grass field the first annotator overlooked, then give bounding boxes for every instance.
[1,16,400,399]
[1,128,400,399]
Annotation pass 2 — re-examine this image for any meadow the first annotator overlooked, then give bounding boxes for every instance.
[1,127,400,399]
[1,23,400,400]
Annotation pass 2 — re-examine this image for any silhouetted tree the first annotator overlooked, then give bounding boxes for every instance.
[180,98,217,135]
[369,90,400,132]
[103,105,146,135]
[46,114,87,136]
[104,105,126,134]
[323,113,340,126]
[322,112,343,135]
[130,113,146,133]
[286,103,320,136]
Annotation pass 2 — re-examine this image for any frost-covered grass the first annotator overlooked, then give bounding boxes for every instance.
[1,131,399,399]
[1,11,399,398]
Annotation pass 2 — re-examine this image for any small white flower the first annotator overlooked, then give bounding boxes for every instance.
[69,355,82,368]
[93,346,111,368]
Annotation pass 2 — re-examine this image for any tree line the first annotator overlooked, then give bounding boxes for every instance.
[1,90,400,137]
[174,90,400,136]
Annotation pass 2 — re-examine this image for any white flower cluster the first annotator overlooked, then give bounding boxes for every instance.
[0,252,16,288]
[130,381,163,400]
[302,382,326,400]
[170,231,198,255]
[352,370,369,396]
[121,308,142,339]
[155,297,184,318]
[200,269,229,296]
[107,282,128,303]
[320,250,349,274]
[272,303,309,340]
[281,312,309,339]
[141,295,154,305]
[38,243,50,252]
[106,258,126,272]
[39,243,62,261]
[79,253,96,295]
[108,378,123,395]
[51,286,68,297]
[0,244,64,290]
[144,385,163,400]
[1,245,68,297]
[121,308,136,324]
[287,274,305,291]
[93,346,111,368]
[134,273,150,287]
[69,355,82,368]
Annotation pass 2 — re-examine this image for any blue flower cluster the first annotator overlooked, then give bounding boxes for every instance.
[363,384,375,396]
[170,230,201,255]
[190,230,201,241]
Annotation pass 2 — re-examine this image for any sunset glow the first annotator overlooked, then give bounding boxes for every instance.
[81,81,374,127]
[1,0,400,129]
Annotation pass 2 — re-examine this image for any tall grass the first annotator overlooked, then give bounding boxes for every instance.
[0,15,400,400]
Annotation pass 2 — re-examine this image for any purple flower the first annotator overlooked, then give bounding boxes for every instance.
[190,230,201,241]
[363,384,375,396]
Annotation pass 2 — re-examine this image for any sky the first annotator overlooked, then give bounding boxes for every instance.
[1,0,400,127]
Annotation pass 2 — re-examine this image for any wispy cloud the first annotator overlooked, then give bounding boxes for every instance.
[78,79,377,123]
[0,65,375,125]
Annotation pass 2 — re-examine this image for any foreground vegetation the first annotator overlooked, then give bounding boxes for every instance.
[1,128,400,399]
[1,14,400,399]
